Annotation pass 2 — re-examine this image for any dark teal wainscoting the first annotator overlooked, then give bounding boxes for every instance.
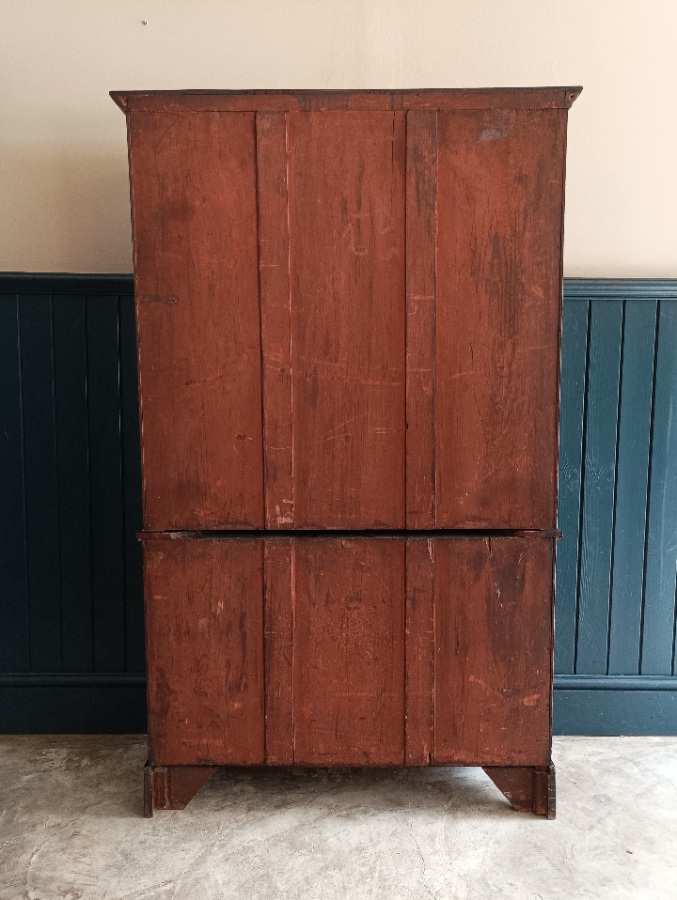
[555,279,677,733]
[0,275,675,734]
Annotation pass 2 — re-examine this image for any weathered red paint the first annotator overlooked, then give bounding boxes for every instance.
[117,88,580,817]
[128,111,264,530]
[142,537,265,767]
[286,111,407,528]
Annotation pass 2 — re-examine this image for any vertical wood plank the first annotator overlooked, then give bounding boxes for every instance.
[86,295,125,672]
[119,292,145,673]
[434,537,553,766]
[20,294,62,672]
[129,110,264,529]
[263,539,294,763]
[435,109,566,528]
[287,111,407,528]
[608,299,657,673]
[641,300,677,674]
[143,537,265,765]
[405,538,435,765]
[0,294,30,672]
[575,300,623,673]
[52,294,93,672]
[405,109,437,528]
[292,539,405,765]
[257,112,294,528]
[554,297,589,674]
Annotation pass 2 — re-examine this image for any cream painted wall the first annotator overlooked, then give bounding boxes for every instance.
[1,0,675,275]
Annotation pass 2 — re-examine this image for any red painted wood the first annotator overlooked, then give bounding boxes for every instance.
[291,539,406,765]
[404,538,435,765]
[128,111,264,530]
[143,537,265,766]
[433,537,554,766]
[286,111,407,528]
[434,109,566,528]
[263,539,294,764]
[144,763,217,816]
[405,110,438,528]
[483,765,556,818]
[116,90,580,815]
[112,88,582,115]
[257,112,295,529]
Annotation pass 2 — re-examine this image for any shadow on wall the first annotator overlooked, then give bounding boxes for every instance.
[0,143,132,273]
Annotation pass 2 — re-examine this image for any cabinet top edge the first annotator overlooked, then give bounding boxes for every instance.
[110,86,582,114]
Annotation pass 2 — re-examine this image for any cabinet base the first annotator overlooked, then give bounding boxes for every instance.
[144,762,217,817]
[143,762,556,818]
[483,764,556,818]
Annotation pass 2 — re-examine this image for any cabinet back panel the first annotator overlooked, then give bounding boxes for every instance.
[139,533,552,766]
[143,538,265,766]
[433,537,553,765]
[435,109,566,528]
[129,111,264,530]
[125,103,568,531]
[285,112,407,528]
[289,538,406,765]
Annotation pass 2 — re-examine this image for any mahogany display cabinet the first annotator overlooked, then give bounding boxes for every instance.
[111,87,581,818]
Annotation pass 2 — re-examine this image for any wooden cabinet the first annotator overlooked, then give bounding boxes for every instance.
[112,87,580,818]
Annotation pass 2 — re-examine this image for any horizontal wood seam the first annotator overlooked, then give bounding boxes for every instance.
[137,528,562,540]
[4,673,677,692]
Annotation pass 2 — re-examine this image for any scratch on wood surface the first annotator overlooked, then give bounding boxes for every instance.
[320,414,367,438]
[447,369,487,380]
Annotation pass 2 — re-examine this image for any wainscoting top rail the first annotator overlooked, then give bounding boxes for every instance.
[3,274,676,299]
[564,278,677,298]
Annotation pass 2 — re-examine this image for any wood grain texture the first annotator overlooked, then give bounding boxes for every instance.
[257,112,294,529]
[405,110,437,528]
[144,762,217,817]
[291,539,406,765]
[263,539,294,764]
[433,537,554,766]
[112,91,582,805]
[405,538,435,765]
[286,111,406,528]
[128,111,264,530]
[435,109,567,529]
[113,88,581,115]
[483,764,556,818]
[143,538,265,766]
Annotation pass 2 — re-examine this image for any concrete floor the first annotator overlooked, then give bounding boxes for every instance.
[0,736,675,899]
